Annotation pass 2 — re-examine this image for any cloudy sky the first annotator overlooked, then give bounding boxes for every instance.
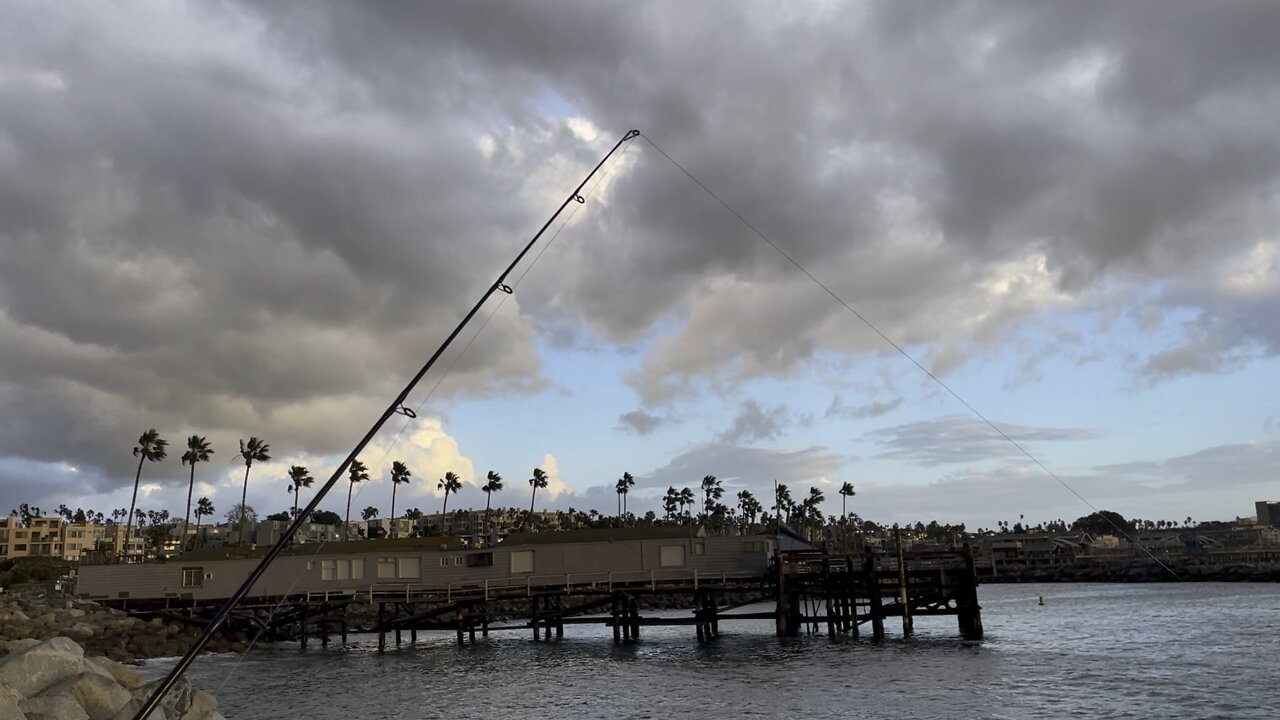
[1,1,1277,530]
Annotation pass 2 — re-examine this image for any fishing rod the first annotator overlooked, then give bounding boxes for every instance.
[134,128,640,719]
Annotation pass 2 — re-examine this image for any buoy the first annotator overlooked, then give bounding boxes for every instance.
[1038,596,1045,606]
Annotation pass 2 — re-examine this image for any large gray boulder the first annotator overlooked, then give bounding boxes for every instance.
[38,672,132,720]
[0,686,25,720]
[86,656,147,690]
[0,636,85,697]
[18,693,90,720]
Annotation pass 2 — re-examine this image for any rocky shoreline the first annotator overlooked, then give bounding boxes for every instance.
[0,636,224,719]
[0,597,249,662]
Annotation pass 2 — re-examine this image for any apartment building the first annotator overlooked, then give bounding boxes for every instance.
[1,514,144,562]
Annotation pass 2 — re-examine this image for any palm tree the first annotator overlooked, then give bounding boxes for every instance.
[700,475,723,518]
[663,487,679,520]
[803,486,825,540]
[678,487,696,522]
[287,465,314,520]
[528,468,549,528]
[389,461,412,538]
[345,459,369,535]
[126,429,168,558]
[775,483,793,528]
[737,490,761,528]
[619,472,636,521]
[838,481,856,549]
[361,506,379,521]
[237,437,271,544]
[179,435,212,555]
[482,471,503,533]
[193,497,214,550]
[438,471,462,533]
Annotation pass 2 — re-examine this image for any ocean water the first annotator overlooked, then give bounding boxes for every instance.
[141,583,1280,719]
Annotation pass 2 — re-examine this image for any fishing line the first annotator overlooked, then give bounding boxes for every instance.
[637,132,1179,579]
[216,135,640,680]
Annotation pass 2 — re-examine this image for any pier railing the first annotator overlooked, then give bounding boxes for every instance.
[301,568,765,605]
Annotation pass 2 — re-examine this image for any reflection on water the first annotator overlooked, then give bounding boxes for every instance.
[142,583,1280,719]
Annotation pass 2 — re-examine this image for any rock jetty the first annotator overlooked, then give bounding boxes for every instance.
[0,597,249,662]
[0,636,224,720]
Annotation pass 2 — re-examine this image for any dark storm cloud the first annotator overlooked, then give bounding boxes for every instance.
[2,0,1279,506]
[870,416,1097,466]
[614,410,665,436]
[717,401,792,445]
[826,394,903,421]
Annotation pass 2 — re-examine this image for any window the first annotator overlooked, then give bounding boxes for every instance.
[321,559,364,581]
[439,557,450,567]
[378,557,397,579]
[742,541,768,553]
[693,542,705,556]
[398,558,420,579]
[466,552,494,568]
[453,556,463,566]
[13,544,25,552]
[510,550,534,574]
[181,567,204,588]
[659,545,685,568]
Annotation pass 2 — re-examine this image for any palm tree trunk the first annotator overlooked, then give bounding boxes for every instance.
[182,463,195,556]
[195,515,202,550]
[345,482,355,537]
[484,493,492,535]
[239,463,251,545]
[529,489,537,530]
[841,495,847,552]
[292,488,299,522]
[441,492,450,535]
[390,484,398,539]
[124,454,145,560]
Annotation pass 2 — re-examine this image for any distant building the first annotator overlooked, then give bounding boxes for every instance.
[1256,501,1280,527]
[255,520,341,545]
[0,515,144,561]
[0,514,63,560]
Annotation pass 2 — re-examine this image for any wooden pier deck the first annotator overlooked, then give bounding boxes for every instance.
[154,542,983,650]
[132,538,988,650]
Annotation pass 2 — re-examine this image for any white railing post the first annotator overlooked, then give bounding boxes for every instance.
[694,568,699,589]
[608,571,613,593]
[484,579,489,601]
[651,569,655,590]
[447,583,452,603]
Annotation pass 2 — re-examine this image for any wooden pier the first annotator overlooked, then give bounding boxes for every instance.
[132,544,982,650]
[282,544,979,648]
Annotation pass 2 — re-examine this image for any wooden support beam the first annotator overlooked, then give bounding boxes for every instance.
[895,527,913,638]
[958,543,985,640]
[377,602,385,653]
[864,551,884,641]
[612,596,621,644]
